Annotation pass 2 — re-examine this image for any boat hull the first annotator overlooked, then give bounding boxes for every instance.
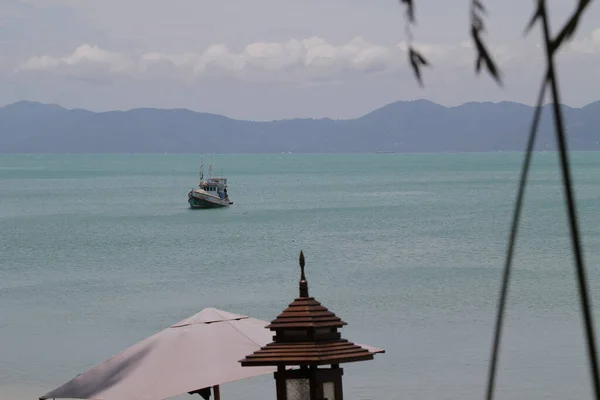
[188,191,231,209]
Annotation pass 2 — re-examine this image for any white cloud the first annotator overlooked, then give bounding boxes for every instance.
[15,37,414,83]
[15,36,534,84]
[566,28,600,55]
[18,44,134,80]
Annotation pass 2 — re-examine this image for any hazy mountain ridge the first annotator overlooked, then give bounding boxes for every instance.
[1,99,598,153]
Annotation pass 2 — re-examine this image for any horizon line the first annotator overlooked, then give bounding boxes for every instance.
[1,150,599,156]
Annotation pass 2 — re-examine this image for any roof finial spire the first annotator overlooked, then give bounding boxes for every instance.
[299,250,309,298]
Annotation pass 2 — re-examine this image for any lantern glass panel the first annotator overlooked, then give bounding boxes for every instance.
[322,381,335,400]
[286,378,310,400]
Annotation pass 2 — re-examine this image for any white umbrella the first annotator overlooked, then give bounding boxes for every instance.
[40,308,383,400]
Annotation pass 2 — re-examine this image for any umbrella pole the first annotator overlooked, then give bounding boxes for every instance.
[213,385,220,400]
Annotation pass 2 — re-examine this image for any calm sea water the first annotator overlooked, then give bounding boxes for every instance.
[2,153,600,400]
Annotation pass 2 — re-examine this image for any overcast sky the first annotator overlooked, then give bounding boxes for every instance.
[1,0,599,120]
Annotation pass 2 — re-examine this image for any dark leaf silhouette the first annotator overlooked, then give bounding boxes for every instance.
[409,47,429,87]
[552,0,593,53]
[473,0,486,14]
[472,27,502,84]
[399,0,429,85]
[524,2,542,34]
[399,0,415,23]
[470,0,502,84]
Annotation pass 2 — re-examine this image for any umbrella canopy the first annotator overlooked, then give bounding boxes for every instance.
[40,308,383,400]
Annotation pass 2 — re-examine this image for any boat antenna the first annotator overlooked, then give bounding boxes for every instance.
[208,164,213,178]
[199,158,204,182]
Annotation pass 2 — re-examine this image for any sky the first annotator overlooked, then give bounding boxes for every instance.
[1,0,600,120]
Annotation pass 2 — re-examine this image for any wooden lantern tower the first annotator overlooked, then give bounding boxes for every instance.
[240,251,380,400]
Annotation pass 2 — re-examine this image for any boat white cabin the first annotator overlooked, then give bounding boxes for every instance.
[187,164,233,209]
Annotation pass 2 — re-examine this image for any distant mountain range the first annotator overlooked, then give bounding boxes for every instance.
[1,99,599,153]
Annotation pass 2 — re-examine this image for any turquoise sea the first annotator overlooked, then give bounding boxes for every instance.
[2,153,600,400]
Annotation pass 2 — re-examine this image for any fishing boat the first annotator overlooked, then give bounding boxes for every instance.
[187,163,233,209]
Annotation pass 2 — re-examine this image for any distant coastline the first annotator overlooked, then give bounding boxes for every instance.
[1,99,599,154]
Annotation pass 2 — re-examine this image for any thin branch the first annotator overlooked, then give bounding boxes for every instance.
[538,1,600,398]
[393,1,598,399]
[484,74,547,400]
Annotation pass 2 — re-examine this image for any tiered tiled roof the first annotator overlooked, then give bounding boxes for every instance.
[240,251,376,367]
